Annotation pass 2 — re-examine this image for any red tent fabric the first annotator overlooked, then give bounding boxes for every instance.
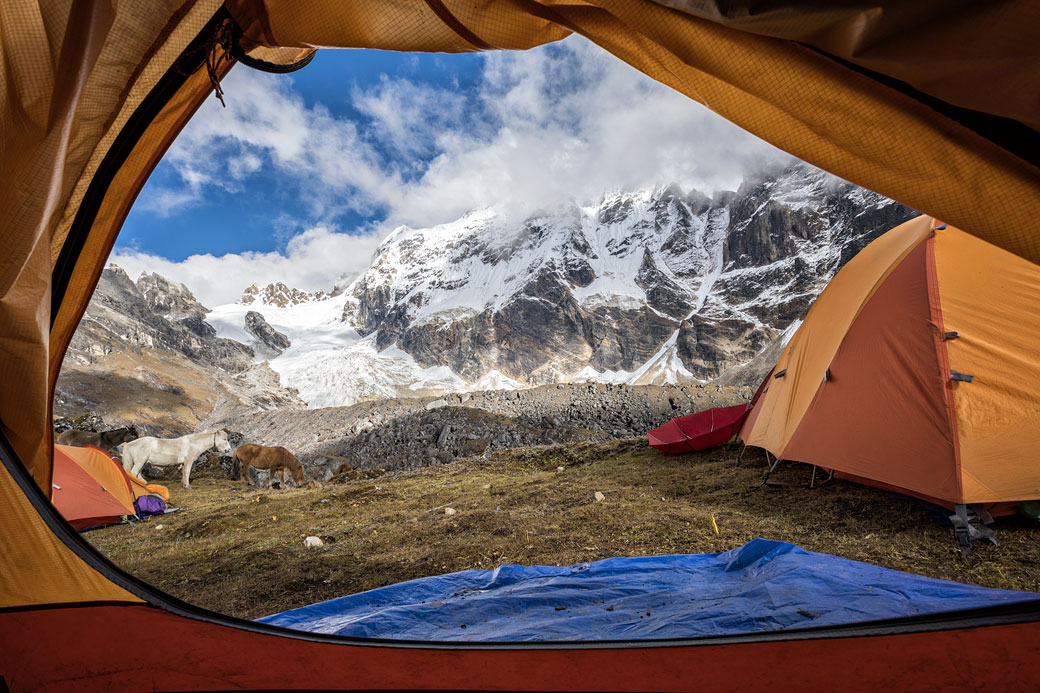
[648,404,750,454]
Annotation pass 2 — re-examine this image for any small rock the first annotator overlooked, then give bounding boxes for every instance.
[593,491,605,502]
[425,399,449,411]
[557,466,565,472]
[154,524,164,531]
[444,507,457,516]
[304,536,324,548]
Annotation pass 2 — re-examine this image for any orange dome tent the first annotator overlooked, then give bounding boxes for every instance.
[52,445,170,529]
[741,216,1040,515]
[51,445,136,530]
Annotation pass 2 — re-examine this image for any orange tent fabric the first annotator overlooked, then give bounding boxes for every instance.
[127,472,171,504]
[51,444,169,529]
[51,446,135,530]
[58,444,170,502]
[742,216,1040,506]
[1,2,1039,689]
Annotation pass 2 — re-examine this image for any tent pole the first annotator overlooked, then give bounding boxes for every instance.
[755,452,783,488]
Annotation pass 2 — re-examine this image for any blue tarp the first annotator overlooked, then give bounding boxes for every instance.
[258,539,1038,641]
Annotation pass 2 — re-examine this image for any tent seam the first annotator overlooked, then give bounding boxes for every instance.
[925,227,963,503]
[422,0,495,50]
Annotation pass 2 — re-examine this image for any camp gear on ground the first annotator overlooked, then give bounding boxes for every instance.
[259,538,1039,641]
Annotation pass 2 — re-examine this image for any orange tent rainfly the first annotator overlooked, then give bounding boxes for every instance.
[741,216,1040,543]
[2,1,1039,690]
[51,446,136,530]
[51,445,169,530]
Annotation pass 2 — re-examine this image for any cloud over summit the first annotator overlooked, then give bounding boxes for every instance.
[120,36,788,305]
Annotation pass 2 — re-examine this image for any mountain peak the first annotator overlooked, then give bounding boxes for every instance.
[137,271,207,316]
[240,282,326,308]
[132,166,913,410]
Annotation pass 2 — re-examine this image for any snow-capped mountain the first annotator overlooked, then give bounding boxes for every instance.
[205,163,914,408]
[240,282,329,307]
[55,266,305,435]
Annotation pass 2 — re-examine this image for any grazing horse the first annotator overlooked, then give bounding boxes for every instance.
[232,444,305,489]
[56,426,139,453]
[122,430,232,489]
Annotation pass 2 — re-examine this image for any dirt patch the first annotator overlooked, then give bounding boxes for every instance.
[85,439,1040,621]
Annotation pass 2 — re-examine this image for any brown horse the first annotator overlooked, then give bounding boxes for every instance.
[56,426,139,453]
[232,443,305,488]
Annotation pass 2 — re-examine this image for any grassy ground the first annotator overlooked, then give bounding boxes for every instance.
[85,439,1040,620]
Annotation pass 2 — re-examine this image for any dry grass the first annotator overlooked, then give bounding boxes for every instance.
[57,349,220,434]
[85,439,1040,620]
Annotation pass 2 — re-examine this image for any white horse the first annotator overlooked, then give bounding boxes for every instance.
[122,430,232,489]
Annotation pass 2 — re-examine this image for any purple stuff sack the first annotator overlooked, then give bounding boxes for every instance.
[134,494,166,516]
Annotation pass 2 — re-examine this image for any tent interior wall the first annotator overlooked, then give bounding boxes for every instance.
[2,0,1038,689]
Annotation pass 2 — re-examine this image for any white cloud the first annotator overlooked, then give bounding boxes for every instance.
[130,35,790,298]
[153,35,786,223]
[352,76,466,160]
[391,39,788,227]
[110,226,383,307]
[145,68,406,222]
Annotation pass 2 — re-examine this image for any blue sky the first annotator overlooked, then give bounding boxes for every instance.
[113,37,786,306]
[119,49,485,260]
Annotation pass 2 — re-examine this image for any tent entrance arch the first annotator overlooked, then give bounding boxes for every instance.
[2,1,1039,689]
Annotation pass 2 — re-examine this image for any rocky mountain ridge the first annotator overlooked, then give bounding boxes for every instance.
[241,282,329,307]
[64,162,915,421]
[56,266,305,435]
[244,162,911,406]
[218,382,754,475]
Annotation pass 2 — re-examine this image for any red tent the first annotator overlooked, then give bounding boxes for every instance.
[648,404,750,454]
[649,373,770,454]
